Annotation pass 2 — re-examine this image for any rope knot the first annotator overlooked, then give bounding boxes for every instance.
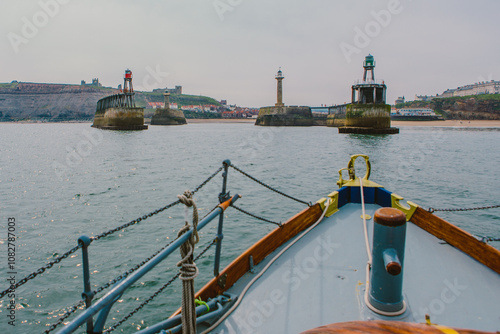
[177,190,195,207]
[176,189,200,333]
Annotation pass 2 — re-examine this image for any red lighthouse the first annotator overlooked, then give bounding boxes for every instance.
[123,69,134,94]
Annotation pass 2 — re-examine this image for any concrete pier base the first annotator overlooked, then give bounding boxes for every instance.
[92,107,148,130]
[255,106,313,126]
[338,103,398,134]
[150,108,187,125]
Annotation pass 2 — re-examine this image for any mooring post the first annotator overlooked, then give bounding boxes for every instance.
[214,160,231,277]
[78,235,95,333]
[367,207,407,315]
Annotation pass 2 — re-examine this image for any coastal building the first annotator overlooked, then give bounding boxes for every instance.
[152,86,182,95]
[415,94,437,102]
[417,80,500,100]
[391,108,443,121]
[395,96,405,105]
[81,78,102,87]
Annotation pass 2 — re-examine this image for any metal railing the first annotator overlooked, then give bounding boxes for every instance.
[58,195,241,334]
[8,159,312,334]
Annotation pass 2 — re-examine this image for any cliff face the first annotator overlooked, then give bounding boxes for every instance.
[0,82,221,121]
[0,82,118,120]
[398,96,500,120]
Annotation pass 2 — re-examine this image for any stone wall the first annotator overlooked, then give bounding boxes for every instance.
[255,106,313,126]
[92,107,147,130]
[150,108,187,125]
[345,104,391,128]
[326,114,346,127]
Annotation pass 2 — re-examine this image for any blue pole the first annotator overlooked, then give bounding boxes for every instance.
[78,235,94,334]
[367,207,407,315]
[214,160,230,277]
[57,195,240,334]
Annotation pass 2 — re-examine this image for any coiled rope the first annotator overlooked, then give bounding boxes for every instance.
[177,190,200,334]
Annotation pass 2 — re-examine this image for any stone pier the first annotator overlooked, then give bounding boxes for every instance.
[150,91,187,126]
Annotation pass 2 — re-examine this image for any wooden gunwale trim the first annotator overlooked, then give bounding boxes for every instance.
[300,320,495,334]
[410,207,500,275]
[171,203,323,317]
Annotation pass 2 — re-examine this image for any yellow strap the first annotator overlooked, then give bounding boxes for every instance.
[432,325,460,334]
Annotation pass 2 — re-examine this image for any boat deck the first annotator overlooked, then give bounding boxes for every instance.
[210,203,500,333]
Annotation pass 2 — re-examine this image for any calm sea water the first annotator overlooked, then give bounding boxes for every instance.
[1,122,499,333]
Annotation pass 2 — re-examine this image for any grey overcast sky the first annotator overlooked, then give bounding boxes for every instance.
[1,0,499,107]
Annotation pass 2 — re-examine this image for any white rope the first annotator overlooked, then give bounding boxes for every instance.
[177,190,199,334]
[201,198,332,334]
[359,177,372,265]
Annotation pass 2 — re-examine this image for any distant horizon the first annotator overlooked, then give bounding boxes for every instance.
[3,76,498,108]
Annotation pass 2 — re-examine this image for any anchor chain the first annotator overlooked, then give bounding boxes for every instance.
[0,167,223,300]
[427,204,500,213]
[104,238,217,333]
[231,204,281,226]
[229,163,311,206]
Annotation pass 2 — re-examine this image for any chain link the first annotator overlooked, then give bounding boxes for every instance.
[44,300,86,334]
[229,163,310,206]
[104,238,217,333]
[0,245,81,299]
[91,200,181,242]
[0,166,223,301]
[231,204,281,226]
[428,204,500,213]
[44,203,221,333]
[94,238,178,295]
[479,236,500,243]
[44,239,176,333]
[192,166,224,194]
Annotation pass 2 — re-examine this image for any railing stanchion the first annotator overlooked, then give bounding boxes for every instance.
[214,160,231,277]
[78,235,95,334]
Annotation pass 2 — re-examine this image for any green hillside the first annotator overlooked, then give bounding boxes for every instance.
[396,94,500,120]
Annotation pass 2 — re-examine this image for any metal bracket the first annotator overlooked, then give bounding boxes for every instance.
[219,191,231,203]
[391,193,418,221]
[217,273,228,289]
[317,191,340,217]
[249,255,255,274]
